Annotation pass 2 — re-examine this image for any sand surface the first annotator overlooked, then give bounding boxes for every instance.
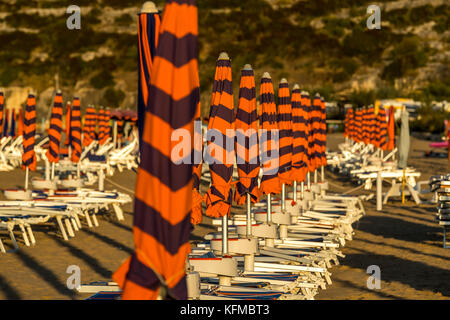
[0,133,449,300]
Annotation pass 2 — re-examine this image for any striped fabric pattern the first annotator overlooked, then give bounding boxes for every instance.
[22,94,37,171]
[70,97,82,163]
[304,92,315,173]
[0,90,3,137]
[362,108,370,145]
[259,73,281,196]
[204,54,235,218]
[46,92,63,163]
[83,106,96,146]
[377,107,388,151]
[113,0,199,300]
[291,85,308,182]
[277,80,293,186]
[137,9,160,147]
[310,94,322,171]
[368,106,376,146]
[234,66,260,205]
[319,96,327,166]
[97,108,106,143]
[354,109,363,143]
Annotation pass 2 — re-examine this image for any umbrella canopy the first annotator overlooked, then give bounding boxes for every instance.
[22,93,37,171]
[0,89,3,137]
[277,78,293,186]
[291,85,308,183]
[98,108,111,145]
[377,107,388,151]
[387,106,395,151]
[354,108,363,143]
[259,72,281,195]
[310,93,322,171]
[137,1,161,147]
[64,102,71,145]
[70,97,82,163]
[17,107,23,137]
[113,0,200,300]
[319,96,327,166]
[204,52,235,218]
[46,91,63,163]
[398,110,410,169]
[9,109,15,137]
[234,64,260,205]
[304,92,315,173]
[83,105,96,146]
[368,105,376,146]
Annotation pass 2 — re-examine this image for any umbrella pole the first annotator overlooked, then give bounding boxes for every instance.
[307,172,311,190]
[51,162,55,180]
[281,184,286,212]
[301,181,304,199]
[267,193,272,223]
[314,170,318,184]
[321,166,324,183]
[222,214,228,255]
[113,120,117,150]
[293,181,297,203]
[402,168,406,204]
[25,167,29,190]
[45,158,50,181]
[246,193,252,237]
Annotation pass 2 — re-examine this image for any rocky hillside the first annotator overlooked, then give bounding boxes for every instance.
[0,0,448,118]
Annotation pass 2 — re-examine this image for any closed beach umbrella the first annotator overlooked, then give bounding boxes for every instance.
[83,105,96,146]
[398,110,409,169]
[204,52,235,218]
[113,0,200,300]
[137,1,161,147]
[46,91,63,163]
[0,89,3,137]
[277,79,293,187]
[234,64,259,205]
[291,85,308,184]
[311,94,322,170]
[319,96,327,166]
[387,106,395,151]
[97,108,106,143]
[22,93,37,172]
[304,92,315,174]
[259,72,280,196]
[355,108,363,143]
[70,97,82,163]
[377,107,388,151]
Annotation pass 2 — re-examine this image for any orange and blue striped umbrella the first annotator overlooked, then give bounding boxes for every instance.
[344,107,354,140]
[303,92,315,173]
[204,52,235,218]
[368,105,376,146]
[319,96,327,166]
[46,91,63,163]
[277,79,293,186]
[70,97,82,163]
[310,94,322,171]
[354,108,363,143]
[377,107,388,151]
[83,105,96,146]
[137,2,161,147]
[387,106,395,150]
[291,85,308,183]
[113,0,199,300]
[234,64,259,205]
[97,108,106,143]
[259,72,280,196]
[22,93,37,171]
[0,90,3,137]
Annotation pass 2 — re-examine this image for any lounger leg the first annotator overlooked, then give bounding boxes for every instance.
[9,230,19,251]
[74,214,82,229]
[113,204,124,221]
[84,212,93,228]
[19,224,30,247]
[65,219,75,237]
[0,238,6,253]
[56,216,69,241]
[26,226,36,245]
[71,217,79,231]
[91,213,99,227]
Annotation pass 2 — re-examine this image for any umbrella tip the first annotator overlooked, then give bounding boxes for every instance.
[280,78,288,84]
[218,52,230,60]
[140,1,158,13]
[293,84,300,90]
[56,89,62,94]
[262,72,271,79]
[29,90,35,96]
[243,64,252,71]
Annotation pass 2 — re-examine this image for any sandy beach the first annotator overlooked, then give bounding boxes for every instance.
[0,133,449,300]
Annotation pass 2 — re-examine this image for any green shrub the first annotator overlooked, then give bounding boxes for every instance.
[103,87,125,108]
[411,105,447,134]
[90,71,115,89]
